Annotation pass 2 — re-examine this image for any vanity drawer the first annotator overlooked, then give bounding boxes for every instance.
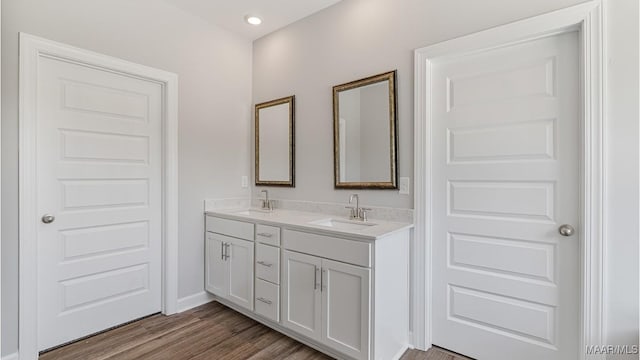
[255,224,280,246]
[255,278,280,322]
[206,216,254,241]
[283,229,371,267]
[256,243,280,284]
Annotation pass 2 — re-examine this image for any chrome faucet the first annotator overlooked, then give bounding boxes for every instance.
[346,194,371,221]
[260,190,273,211]
[349,194,359,216]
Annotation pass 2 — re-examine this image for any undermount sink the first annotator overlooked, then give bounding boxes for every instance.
[310,218,377,231]
[231,209,273,216]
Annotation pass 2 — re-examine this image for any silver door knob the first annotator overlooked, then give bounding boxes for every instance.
[558,224,575,236]
[41,214,55,224]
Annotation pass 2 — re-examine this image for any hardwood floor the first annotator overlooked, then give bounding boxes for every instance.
[40,302,471,360]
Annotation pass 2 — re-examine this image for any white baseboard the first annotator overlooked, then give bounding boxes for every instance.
[0,295,213,360]
[2,352,19,360]
[176,291,214,313]
[0,294,212,360]
[391,344,410,360]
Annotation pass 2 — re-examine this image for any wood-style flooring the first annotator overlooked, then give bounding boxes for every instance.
[40,301,471,360]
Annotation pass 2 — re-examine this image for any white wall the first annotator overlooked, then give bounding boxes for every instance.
[1,0,252,355]
[604,0,639,358]
[253,0,638,353]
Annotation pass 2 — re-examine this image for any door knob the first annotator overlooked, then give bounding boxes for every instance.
[558,224,575,236]
[41,214,55,224]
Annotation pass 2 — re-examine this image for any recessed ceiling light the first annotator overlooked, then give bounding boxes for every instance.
[245,15,262,26]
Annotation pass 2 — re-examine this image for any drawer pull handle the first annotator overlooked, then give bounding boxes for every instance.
[224,243,230,260]
[257,261,273,267]
[257,232,274,238]
[257,297,273,305]
[314,266,320,290]
[322,269,327,291]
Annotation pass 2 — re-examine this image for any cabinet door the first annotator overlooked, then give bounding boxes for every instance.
[226,236,254,311]
[205,233,228,297]
[322,258,371,360]
[282,250,322,341]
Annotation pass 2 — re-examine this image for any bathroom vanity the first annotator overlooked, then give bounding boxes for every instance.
[204,208,412,360]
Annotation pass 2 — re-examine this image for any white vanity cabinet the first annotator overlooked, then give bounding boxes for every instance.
[283,250,371,360]
[282,228,408,360]
[282,251,323,341]
[205,217,255,311]
[205,212,411,360]
[254,224,281,322]
[321,258,371,360]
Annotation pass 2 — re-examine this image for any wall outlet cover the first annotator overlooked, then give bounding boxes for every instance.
[399,177,410,195]
[241,176,249,188]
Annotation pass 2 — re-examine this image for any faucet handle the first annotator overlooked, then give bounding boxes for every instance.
[345,206,357,219]
[359,208,372,222]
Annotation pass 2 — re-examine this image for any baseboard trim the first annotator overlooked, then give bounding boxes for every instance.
[177,291,214,313]
[2,352,19,360]
[391,344,410,360]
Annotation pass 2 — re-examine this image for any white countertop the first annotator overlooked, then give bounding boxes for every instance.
[205,208,413,241]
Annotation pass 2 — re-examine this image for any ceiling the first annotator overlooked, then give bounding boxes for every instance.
[164,0,343,40]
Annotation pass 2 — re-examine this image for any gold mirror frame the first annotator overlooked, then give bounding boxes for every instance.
[255,95,295,187]
[332,70,398,189]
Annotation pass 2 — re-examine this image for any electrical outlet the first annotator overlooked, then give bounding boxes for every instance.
[399,177,410,195]
[241,176,249,188]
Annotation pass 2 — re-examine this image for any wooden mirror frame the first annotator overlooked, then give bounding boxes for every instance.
[255,95,295,187]
[332,70,398,189]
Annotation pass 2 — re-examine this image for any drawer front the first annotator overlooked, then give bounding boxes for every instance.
[255,278,280,322]
[255,224,280,246]
[206,216,254,241]
[256,243,280,284]
[283,229,371,267]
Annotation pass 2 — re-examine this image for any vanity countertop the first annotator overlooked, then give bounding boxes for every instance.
[205,208,413,241]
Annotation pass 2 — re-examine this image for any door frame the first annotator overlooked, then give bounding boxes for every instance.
[18,33,179,360]
[412,1,606,359]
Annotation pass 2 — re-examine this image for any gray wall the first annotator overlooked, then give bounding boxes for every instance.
[252,0,596,209]
[252,0,638,354]
[1,0,252,355]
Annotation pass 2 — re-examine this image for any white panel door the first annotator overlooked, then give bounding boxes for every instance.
[321,259,370,360]
[282,250,322,342]
[37,56,162,350]
[205,233,228,297]
[431,32,579,360]
[226,236,254,311]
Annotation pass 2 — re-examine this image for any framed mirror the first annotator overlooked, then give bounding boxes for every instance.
[333,70,398,189]
[255,95,295,187]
